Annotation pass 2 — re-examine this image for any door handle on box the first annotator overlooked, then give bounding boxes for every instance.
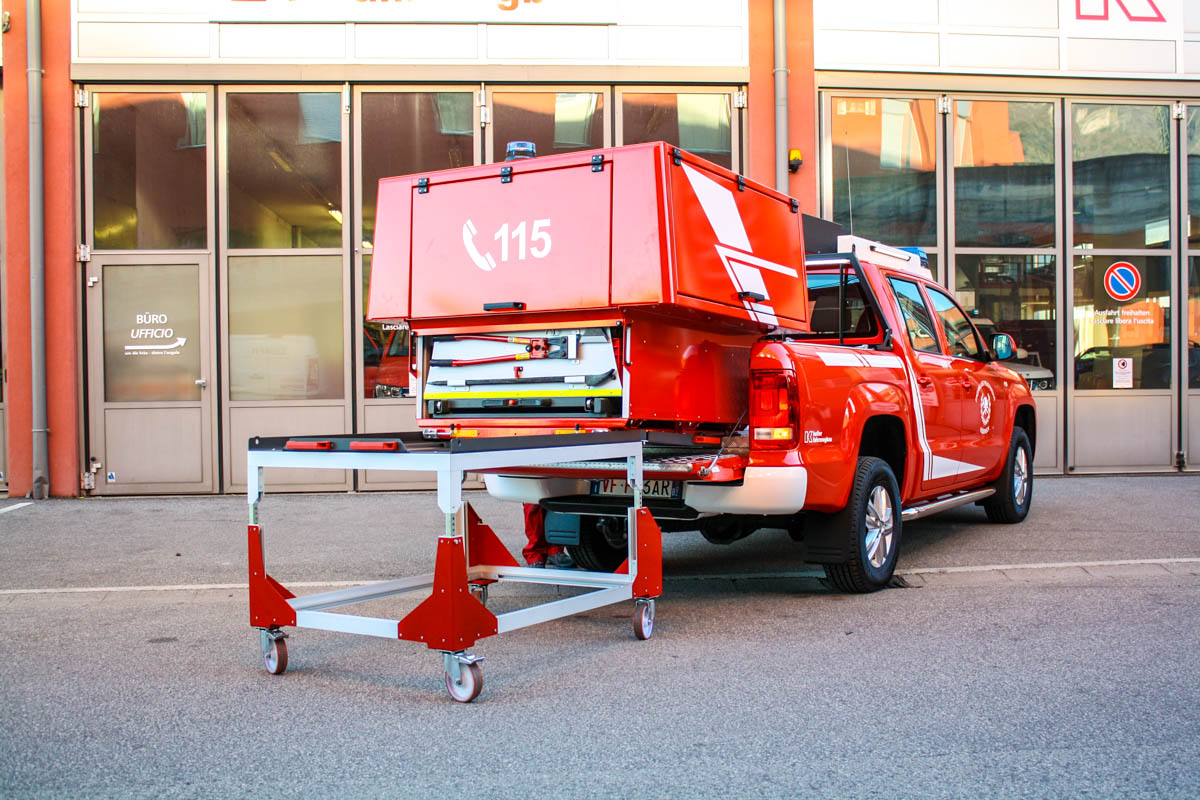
[484,301,526,312]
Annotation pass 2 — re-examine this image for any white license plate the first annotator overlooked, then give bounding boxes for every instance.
[589,478,682,499]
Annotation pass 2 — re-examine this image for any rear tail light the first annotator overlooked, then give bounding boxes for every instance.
[750,371,799,449]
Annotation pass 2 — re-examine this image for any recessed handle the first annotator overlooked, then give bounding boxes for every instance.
[484,302,526,312]
[737,291,766,303]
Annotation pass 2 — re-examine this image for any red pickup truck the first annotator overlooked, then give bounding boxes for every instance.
[369,142,1036,593]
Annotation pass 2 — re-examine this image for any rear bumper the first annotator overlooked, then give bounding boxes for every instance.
[484,466,808,517]
[684,466,808,514]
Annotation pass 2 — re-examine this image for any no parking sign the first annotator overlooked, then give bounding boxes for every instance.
[1103,261,1141,302]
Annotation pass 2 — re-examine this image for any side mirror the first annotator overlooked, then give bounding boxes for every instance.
[992,333,1016,360]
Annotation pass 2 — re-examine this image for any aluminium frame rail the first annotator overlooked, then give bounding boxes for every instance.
[245,431,668,702]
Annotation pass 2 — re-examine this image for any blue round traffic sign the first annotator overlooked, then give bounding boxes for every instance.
[1103,261,1141,302]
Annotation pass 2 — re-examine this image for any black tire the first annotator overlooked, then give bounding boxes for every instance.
[983,427,1033,524]
[566,516,627,572]
[822,457,902,593]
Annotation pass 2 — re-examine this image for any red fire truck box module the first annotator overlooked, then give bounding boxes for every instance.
[368,141,809,433]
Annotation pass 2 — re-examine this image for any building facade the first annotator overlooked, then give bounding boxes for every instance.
[1,0,1197,497]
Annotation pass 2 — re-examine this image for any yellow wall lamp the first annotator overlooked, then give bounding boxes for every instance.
[788,149,803,173]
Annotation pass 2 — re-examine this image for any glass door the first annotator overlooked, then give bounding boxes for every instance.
[83,88,217,494]
[1066,101,1178,472]
[947,97,1063,472]
[616,87,741,172]
[219,87,352,492]
[483,86,610,163]
[354,87,480,489]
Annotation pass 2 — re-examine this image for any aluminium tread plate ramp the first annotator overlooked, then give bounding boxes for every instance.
[245,430,673,702]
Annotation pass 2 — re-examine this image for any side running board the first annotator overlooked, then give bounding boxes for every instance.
[901,487,995,522]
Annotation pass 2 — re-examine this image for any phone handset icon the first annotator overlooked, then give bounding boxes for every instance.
[462,219,497,272]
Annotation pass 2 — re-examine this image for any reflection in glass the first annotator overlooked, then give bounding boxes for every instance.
[622,93,732,169]
[1189,109,1200,247]
[92,93,208,250]
[227,93,343,249]
[1190,258,1200,388]
[889,277,941,353]
[361,255,410,399]
[956,254,1058,390]
[954,101,1055,247]
[1072,104,1170,249]
[491,92,604,163]
[361,92,473,245]
[832,97,937,247]
[927,288,981,359]
[228,255,344,400]
[1072,255,1171,390]
[103,265,201,402]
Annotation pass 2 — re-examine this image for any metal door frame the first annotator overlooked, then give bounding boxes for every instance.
[1181,103,1198,471]
[217,85,354,493]
[352,85,482,490]
[1064,97,1180,473]
[943,93,1065,473]
[81,85,218,494]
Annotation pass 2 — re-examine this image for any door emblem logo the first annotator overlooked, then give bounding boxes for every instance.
[977,381,995,435]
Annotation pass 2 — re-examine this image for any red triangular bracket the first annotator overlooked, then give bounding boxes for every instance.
[399,535,499,651]
[247,524,297,628]
[465,502,521,571]
[631,508,663,598]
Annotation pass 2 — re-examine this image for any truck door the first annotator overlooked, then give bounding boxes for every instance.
[887,277,962,490]
[925,286,1008,479]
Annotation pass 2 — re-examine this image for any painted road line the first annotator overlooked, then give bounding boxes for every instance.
[0,502,34,515]
[2,558,1199,596]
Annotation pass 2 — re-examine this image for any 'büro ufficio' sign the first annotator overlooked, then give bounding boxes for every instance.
[124,313,187,357]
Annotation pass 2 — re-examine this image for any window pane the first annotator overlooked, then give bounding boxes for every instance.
[1073,255,1171,390]
[954,100,1055,248]
[622,93,732,169]
[832,97,938,247]
[227,93,343,249]
[956,254,1058,391]
[1072,104,1170,249]
[927,288,981,358]
[103,264,201,402]
[229,255,344,400]
[361,92,473,246]
[92,93,208,250]
[889,277,941,353]
[805,272,878,337]
[491,92,604,163]
[362,254,410,399]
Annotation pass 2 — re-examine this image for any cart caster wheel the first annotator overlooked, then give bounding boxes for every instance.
[262,636,288,675]
[633,599,655,641]
[444,662,483,703]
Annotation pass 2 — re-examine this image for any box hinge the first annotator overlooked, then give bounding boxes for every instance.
[733,90,747,109]
[790,198,799,213]
[737,175,746,192]
[672,147,683,166]
[500,166,513,184]
[77,244,92,262]
[417,177,430,195]
[75,87,89,108]
[591,154,604,172]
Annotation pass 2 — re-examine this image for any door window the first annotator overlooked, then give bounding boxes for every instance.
[926,287,981,359]
[831,97,938,249]
[621,92,733,170]
[91,92,209,250]
[889,278,942,353]
[489,91,605,163]
[226,92,343,249]
[103,264,201,402]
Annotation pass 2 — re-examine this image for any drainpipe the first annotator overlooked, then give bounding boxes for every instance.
[27,0,48,499]
[773,0,789,194]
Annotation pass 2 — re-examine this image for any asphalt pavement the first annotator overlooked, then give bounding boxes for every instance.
[1,474,1198,798]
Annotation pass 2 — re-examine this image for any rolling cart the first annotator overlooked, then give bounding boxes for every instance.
[246,431,675,702]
